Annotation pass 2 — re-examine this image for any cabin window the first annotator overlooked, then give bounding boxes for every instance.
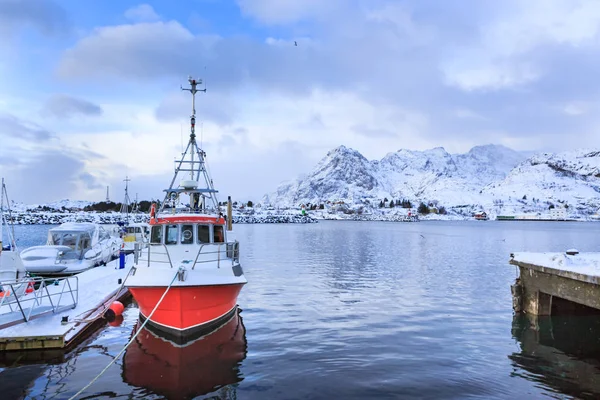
[80,234,92,250]
[165,225,178,245]
[99,227,110,241]
[49,233,61,246]
[62,233,78,250]
[197,225,210,243]
[181,224,194,245]
[214,225,225,243]
[150,226,163,244]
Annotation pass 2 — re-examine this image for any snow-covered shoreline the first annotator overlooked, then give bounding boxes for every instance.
[4,211,321,225]
[5,209,596,225]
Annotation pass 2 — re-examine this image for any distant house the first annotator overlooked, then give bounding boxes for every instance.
[474,211,488,220]
[549,207,567,220]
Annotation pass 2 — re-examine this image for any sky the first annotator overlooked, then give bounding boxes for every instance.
[1,0,600,204]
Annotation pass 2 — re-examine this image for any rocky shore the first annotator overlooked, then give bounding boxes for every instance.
[5,211,320,225]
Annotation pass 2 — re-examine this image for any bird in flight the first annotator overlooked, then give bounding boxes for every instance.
[294,41,297,46]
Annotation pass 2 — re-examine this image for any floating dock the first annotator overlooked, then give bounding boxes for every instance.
[0,256,133,353]
[509,251,600,315]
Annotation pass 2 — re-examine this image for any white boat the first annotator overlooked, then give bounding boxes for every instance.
[20,222,122,276]
[121,222,150,254]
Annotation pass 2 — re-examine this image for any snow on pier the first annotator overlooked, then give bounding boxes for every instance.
[510,251,600,282]
[0,256,134,351]
[509,250,600,316]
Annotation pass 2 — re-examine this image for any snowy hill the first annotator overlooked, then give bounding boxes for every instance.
[263,144,600,217]
[10,199,94,212]
[483,149,600,215]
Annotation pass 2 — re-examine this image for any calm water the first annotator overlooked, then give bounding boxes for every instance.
[2,220,600,399]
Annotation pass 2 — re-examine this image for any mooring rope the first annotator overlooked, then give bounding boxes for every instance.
[68,268,181,400]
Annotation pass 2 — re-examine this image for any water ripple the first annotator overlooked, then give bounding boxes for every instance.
[4,221,600,399]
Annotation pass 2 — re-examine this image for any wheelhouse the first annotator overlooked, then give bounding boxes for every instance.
[149,222,226,245]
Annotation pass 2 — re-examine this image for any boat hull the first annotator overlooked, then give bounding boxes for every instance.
[123,308,247,399]
[129,283,245,337]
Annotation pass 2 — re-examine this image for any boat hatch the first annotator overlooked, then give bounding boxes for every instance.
[150,223,225,245]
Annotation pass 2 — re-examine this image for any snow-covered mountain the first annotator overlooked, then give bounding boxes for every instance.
[263,144,600,216]
[264,146,380,206]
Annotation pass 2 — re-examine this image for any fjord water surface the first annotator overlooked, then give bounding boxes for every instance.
[2,220,600,399]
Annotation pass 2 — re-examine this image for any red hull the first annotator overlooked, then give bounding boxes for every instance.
[123,309,247,399]
[129,284,244,332]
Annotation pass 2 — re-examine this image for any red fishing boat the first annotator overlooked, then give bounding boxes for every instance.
[126,77,247,338]
[123,309,247,399]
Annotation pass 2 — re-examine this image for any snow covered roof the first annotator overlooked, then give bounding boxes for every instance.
[50,222,98,233]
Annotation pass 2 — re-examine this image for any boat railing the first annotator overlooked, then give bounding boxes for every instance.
[136,241,240,269]
[161,206,222,215]
[0,275,78,327]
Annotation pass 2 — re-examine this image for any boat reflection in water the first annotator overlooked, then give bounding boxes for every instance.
[509,311,600,399]
[123,307,247,399]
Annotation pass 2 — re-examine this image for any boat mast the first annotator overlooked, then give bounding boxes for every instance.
[120,175,131,221]
[0,178,16,251]
[161,76,220,213]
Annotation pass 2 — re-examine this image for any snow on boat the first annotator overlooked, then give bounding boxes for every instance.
[20,222,122,276]
[126,76,247,338]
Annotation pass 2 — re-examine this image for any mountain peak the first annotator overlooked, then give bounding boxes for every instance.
[327,145,360,157]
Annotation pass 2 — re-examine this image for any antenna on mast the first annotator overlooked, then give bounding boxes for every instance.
[180,76,207,141]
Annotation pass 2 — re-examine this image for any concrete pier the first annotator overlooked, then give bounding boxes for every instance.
[509,251,600,316]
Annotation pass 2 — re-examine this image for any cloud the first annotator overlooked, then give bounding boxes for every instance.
[155,90,236,126]
[57,21,200,81]
[441,0,600,92]
[352,124,397,138]
[42,94,103,119]
[4,151,94,203]
[236,0,343,25]
[54,7,439,100]
[0,0,69,37]
[298,113,326,130]
[48,2,600,147]
[0,113,54,141]
[78,172,103,190]
[124,4,161,22]
[205,139,320,201]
